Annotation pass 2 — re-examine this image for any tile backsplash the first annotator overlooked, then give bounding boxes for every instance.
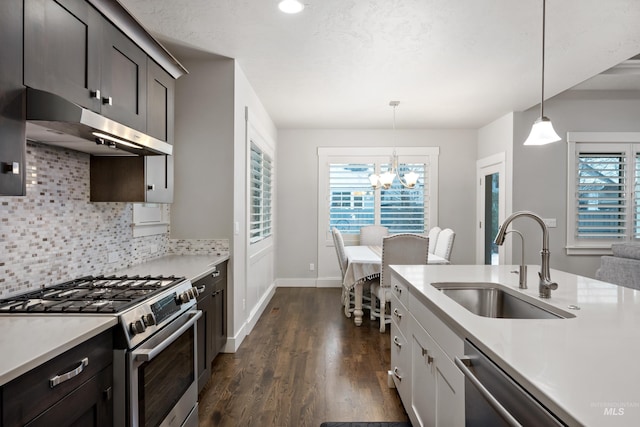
[0,142,228,298]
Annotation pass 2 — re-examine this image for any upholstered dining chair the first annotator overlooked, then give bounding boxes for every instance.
[332,227,371,317]
[370,233,429,332]
[433,228,456,262]
[332,227,348,280]
[427,226,441,254]
[359,225,389,246]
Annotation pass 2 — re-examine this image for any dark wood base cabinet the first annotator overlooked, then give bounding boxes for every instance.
[1,330,113,427]
[196,261,228,393]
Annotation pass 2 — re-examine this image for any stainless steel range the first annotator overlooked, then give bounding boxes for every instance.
[0,275,202,427]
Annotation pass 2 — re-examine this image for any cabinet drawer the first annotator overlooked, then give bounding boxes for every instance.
[390,294,409,332]
[211,262,227,290]
[194,273,215,301]
[2,329,113,426]
[390,319,410,404]
[389,271,409,308]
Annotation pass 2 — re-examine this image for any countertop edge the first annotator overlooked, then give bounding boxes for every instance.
[0,316,117,386]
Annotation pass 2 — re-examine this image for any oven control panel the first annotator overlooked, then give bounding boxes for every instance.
[120,279,197,347]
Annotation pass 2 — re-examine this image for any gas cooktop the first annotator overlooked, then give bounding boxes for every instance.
[0,275,186,314]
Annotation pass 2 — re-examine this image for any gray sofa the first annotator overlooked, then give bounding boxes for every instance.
[595,243,640,290]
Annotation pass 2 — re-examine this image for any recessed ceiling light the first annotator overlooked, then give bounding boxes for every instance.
[278,0,304,14]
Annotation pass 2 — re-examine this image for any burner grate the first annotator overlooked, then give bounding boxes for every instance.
[0,275,186,314]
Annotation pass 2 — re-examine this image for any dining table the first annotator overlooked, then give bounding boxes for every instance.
[342,245,449,326]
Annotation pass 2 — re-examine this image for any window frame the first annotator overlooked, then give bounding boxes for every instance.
[318,146,439,246]
[566,132,640,255]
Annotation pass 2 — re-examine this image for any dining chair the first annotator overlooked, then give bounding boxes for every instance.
[332,227,372,317]
[427,226,441,254]
[433,228,456,262]
[359,225,389,246]
[332,227,348,279]
[370,233,429,332]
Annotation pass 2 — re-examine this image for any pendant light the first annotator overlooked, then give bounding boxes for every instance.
[278,0,304,14]
[523,0,561,146]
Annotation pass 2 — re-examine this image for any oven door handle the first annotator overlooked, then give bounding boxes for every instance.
[133,310,202,362]
[455,356,522,427]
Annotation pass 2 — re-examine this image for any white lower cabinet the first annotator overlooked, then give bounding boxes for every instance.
[410,317,464,427]
[390,298,410,403]
[389,271,465,427]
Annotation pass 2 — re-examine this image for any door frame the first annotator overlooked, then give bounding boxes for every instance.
[476,153,508,265]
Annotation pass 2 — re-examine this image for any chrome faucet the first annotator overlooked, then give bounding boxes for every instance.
[494,211,558,298]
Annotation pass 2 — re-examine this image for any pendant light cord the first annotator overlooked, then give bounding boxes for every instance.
[540,0,546,117]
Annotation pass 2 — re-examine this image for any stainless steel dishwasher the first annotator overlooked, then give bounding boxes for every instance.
[455,340,566,426]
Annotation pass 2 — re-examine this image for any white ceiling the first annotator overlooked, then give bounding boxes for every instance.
[119,0,640,129]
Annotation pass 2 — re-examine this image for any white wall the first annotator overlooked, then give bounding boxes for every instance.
[477,113,515,263]
[232,64,278,347]
[512,92,640,278]
[172,54,277,352]
[172,58,235,239]
[276,129,477,284]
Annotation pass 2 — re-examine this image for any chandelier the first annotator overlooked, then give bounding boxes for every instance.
[368,102,419,189]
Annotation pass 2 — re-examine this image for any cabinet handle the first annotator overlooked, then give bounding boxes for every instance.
[49,357,89,388]
[212,270,221,278]
[90,89,101,100]
[2,162,20,175]
[393,367,403,381]
[197,285,206,294]
[103,386,112,401]
[393,308,402,319]
[102,96,113,106]
[393,336,402,349]
[420,346,434,364]
[393,285,402,294]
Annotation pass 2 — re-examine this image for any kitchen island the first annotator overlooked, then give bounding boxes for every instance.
[391,264,640,427]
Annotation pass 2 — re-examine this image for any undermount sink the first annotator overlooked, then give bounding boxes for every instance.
[432,282,575,319]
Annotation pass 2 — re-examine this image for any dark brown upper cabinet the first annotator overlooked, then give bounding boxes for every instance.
[24,0,148,132]
[0,0,26,196]
[147,59,175,145]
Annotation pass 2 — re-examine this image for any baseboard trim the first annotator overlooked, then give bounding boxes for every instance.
[275,278,341,288]
[222,282,276,353]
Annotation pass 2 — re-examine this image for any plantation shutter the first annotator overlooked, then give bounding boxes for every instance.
[328,163,375,233]
[575,150,627,239]
[250,144,272,243]
[328,160,428,234]
[380,162,427,233]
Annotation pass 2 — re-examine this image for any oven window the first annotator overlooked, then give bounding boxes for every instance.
[138,328,194,426]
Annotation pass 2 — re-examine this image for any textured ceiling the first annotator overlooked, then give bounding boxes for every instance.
[119,0,640,129]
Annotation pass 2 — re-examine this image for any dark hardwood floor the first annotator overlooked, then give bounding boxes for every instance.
[197,287,410,427]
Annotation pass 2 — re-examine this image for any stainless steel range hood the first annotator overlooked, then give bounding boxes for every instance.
[25,88,172,156]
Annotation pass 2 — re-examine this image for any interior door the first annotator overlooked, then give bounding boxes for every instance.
[476,154,506,265]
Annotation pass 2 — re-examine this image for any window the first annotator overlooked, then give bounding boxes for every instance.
[567,132,640,254]
[319,147,439,244]
[250,143,272,243]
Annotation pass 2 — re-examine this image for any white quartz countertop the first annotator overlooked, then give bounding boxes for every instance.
[391,264,640,427]
[0,315,117,385]
[0,254,228,387]
[115,253,229,282]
